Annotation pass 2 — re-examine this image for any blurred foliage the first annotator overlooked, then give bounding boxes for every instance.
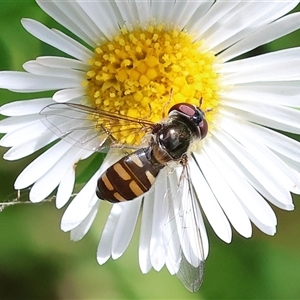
[1,1,300,299]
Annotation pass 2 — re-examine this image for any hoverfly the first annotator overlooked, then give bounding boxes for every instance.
[40,99,208,292]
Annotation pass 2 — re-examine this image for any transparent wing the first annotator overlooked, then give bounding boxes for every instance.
[163,162,207,292]
[40,103,155,152]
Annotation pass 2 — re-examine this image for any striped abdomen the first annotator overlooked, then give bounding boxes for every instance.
[96,148,163,203]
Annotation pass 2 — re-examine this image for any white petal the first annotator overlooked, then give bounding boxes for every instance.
[220,11,300,62]
[0,71,81,92]
[36,56,89,71]
[193,204,209,260]
[189,158,232,243]
[21,18,93,61]
[172,1,204,31]
[53,87,85,103]
[2,131,56,161]
[221,60,300,85]
[193,150,252,238]
[0,98,53,116]
[29,146,83,203]
[164,217,180,276]
[221,47,300,74]
[112,197,142,260]
[221,116,300,193]
[14,140,73,189]
[60,168,100,230]
[97,203,121,265]
[149,171,168,271]
[187,1,241,41]
[236,120,300,165]
[139,193,154,274]
[150,0,175,25]
[220,81,300,107]
[135,1,151,28]
[212,128,294,210]
[0,115,41,134]
[175,169,208,262]
[205,138,277,235]
[0,120,48,147]
[71,200,100,241]
[113,1,141,29]
[199,2,255,50]
[279,154,300,173]
[56,167,76,209]
[23,61,85,79]
[164,174,182,272]
[222,101,300,134]
[36,0,99,46]
[211,3,300,55]
[77,1,120,40]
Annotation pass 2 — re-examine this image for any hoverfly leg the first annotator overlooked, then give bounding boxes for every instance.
[199,97,203,108]
[199,97,213,114]
[144,103,153,121]
[162,88,173,119]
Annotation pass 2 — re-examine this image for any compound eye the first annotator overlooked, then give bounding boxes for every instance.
[199,119,208,139]
[169,103,196,118]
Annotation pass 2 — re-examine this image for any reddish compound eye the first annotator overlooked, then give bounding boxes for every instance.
[199,118,208,139]
[169,103,196,118]
[169,103,208,140]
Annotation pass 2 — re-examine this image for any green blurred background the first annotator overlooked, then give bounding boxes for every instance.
[1,1,300,299]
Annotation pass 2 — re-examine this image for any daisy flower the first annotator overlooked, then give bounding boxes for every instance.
[1,0,300,292]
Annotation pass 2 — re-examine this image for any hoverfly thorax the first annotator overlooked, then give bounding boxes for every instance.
[152,118,195,163]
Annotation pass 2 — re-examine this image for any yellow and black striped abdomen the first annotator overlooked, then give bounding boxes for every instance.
[96,148,162,203]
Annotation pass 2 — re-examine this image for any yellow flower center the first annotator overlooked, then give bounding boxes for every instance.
[84,25,219,145]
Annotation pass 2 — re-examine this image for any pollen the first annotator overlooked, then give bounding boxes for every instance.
[85,25,219,145]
